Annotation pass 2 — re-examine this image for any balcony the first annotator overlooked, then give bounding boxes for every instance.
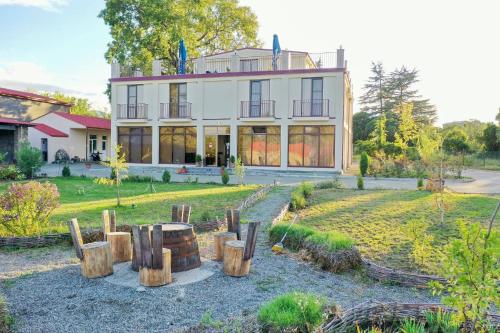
[159,102,192,121]
[293,100,330,119]
[240,100,276,121]
[117,103,148,121]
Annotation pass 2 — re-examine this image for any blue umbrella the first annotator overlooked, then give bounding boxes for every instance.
[272,34,281,70]
[178,39,187,74]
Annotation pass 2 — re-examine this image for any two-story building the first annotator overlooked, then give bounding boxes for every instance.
[109,46,353,172]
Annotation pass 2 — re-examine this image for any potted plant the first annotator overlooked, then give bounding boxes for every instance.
[195,154,203,167]
[229,155,236,168]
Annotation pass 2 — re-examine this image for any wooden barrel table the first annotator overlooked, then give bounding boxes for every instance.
[161,223,201,272]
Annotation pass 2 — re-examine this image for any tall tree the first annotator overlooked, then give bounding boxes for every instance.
[359,62,389,115]
[481,123,499,152]
[42,92,110,118]
[352,111,374,142]
[99,0,261,73]
[394,103,417,150]
[496,107,500,125]
[386,66,437,125]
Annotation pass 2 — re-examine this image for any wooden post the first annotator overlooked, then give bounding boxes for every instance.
[172,205,179,222]
[131,225,142,272]
[140,226,152,268]
[107,232,132,263]
[80,242,113,278]
[69,218,83,260]
[102,210,110,241]
[223,240,251,277]
[109,210,116,232]
[233,210,241,240]
[243,222,259,261]
[152,224,163,269]
[213,232,237,261]
[139,249,172,287]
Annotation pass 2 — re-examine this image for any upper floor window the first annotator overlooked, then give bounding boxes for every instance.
[169,83,187,117]
[249,80,270,117]
[301,78,324,116]
[240,58,258,72]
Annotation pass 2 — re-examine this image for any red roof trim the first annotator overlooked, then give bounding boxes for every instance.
[110,68,345,83]
[0,117,34,126]
[54,112,111,130]
[33,123,68,137]
[0,87,73,107]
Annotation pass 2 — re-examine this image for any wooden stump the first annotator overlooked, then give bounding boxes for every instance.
[80,241,113,278]
[214,232,237,261]
[107,232,132,263]
[139,248,172,287]
[223,240,251,277]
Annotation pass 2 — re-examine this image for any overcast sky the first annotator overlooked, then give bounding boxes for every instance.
[0,0,498,124]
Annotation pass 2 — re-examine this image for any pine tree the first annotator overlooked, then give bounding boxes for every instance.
[359,62,389,116]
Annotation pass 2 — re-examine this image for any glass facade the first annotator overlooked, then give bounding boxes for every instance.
[159,127,197,164]
[288,125,334,167]
[118,127,152,164]
[238,126,280,166]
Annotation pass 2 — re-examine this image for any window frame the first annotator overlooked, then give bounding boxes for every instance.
[117,126,152,164]
[159,126,197,164]
[287,125,335,168]
[237,126,280,167]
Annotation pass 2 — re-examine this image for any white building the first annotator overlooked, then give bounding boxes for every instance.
[109,46,353,172]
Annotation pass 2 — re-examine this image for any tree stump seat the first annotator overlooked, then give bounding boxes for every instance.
[214,232,237,261]
[107,232,132,263]
[223,222,259,277]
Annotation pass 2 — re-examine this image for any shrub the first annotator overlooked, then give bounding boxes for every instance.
[399,319,426,333]
[61,165,71,177]
[258,292,325,332]
[417,177,424,189]
[234,157,245,185]
[200,211,212,222]
[357,175,364,190]
[0,181,60,236]
[269,223,315,251]
[230,155,236,164]
[0,295,13,333]
[0,166,24,180]
[305,231,354,252]
[424,309,458,333]
[17,141,43,178]
[360,152,369,176]
[195,154,202,165]
[221,170,229,185]
[315,177,344,190]
[110,168,116,180]
[124,175,151,182]
[162,170,171,183]
[290,190,307,211]
[299,182,314,198]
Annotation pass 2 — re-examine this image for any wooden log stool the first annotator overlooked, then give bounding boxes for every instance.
[171,205,191,223]
[102,210,132,263]
[213,232,237,261]
[132,225,172,287]
[69,218,113,278]
[223,222,259,277]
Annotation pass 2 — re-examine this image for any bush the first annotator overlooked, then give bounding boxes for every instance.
[417,178,424,189]
[0,181,60,236]
[315,177,344,190]
[423,309,458,333]
[360,152,369,176]
[17,142,43,178]
[230,155,236,164]
[221,169,229,185]
[290,190,307,211]
[195,154,202,164]
[200,211,212,222]
[0,166,24,180]
[61,165,71,177]
[110,168,116,180]
[162,170,171,183]
[357,175,364,190]
[258,292,325,333]
[269,224,315,251]
[123,175,151,182]
[298,182,314,198]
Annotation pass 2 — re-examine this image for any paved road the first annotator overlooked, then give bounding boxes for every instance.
[38,164,500,193]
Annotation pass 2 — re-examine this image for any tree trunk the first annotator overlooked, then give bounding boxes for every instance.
[223,240,251,277]
[139,249,172,287]
[107,232,132,263]
[214,232,237,261]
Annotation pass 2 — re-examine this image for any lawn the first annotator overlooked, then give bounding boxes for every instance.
[0,177,259,236]
[285,188,499,275]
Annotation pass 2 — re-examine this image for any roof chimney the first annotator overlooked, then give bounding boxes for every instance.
[336,46,345,68]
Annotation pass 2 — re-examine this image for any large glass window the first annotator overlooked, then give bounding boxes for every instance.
[238,126,280,166]
[118,127,152,163]
[159,127,196,164]
[288,125,334,167]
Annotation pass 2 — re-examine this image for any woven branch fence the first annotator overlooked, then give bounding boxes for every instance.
[323,301,500,332]
[362,259,447,288]
[236,184,273,211]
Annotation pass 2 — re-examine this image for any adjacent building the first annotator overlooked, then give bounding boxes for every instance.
[109,46,353,172]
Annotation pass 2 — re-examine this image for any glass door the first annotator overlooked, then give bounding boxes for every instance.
[204,135,217,166]
[127,85,137,118]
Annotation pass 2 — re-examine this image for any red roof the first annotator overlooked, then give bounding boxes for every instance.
[54,112,111,130]
[0,117,34,126]
[0,87,73,107]
[33,123,68,137]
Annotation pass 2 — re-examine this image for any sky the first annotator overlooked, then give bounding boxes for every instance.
[0,0,499,124]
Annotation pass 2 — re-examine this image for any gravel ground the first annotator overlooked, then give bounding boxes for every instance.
[0,187,438,333]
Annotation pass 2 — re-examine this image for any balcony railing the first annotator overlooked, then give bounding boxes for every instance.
[240,100,276,118]
[159,102,192,119]
[293,99,330,117]
[117,103,148,119]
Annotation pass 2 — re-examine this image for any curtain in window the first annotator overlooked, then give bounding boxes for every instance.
[238,126,280,166]
[288,125,334,167]
[159,127,197,164]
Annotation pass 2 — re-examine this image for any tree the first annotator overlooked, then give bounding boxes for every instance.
[234,157,245,185]
[359,152,369,176]
[370,113,387,147]
[94,145,128,206]
[99,0,261,73]
[481,123,499,152]
[42,92,109,118]
[359,62,389,115]
[17,142,43,179]
[496,107,500,125]
[394,103,417,150]
[443,128,471,155]
[352,111,374,142]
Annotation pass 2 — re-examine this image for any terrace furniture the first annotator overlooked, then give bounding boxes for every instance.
[161,223,201,272]
[102,209,132,263]
[223,222,260,277]
[226,209,241,240]
[171,205,191,223]
[213,232,237,261]
[69,218,113,279]
[132,225,172,287]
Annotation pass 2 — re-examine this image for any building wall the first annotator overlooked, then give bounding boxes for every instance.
[0,96,69,121]
[111,70,350,172]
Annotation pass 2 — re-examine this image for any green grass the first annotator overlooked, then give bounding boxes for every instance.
[0,177,258,236]
[285,188,500,275]
[257,292,325,332]
[0,295,13,333]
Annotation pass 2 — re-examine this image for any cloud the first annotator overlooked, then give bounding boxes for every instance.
[0,0,68,12]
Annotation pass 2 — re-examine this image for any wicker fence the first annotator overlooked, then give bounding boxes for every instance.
[323,301,500,332]
[236,184,273,211]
